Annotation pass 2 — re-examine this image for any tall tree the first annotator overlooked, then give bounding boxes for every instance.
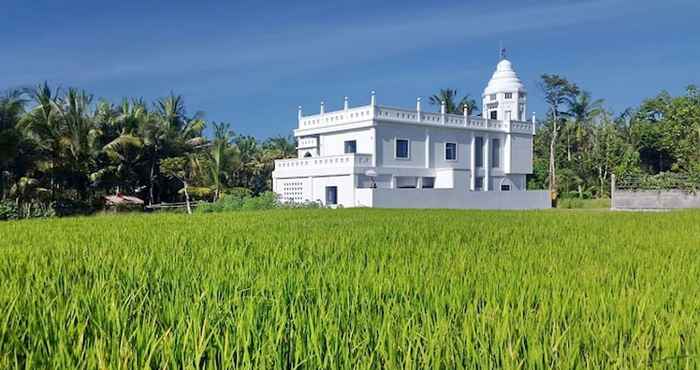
[539,74,579,198]
[0,90,27,199]
[206,122,237,201]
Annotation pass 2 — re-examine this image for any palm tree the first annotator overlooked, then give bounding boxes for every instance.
[0,89,27,199]
[207,122,237,201]
[59,88,102,199]
[135,93,206,204]
[563,91,604,162]
[19,83,64,198]
[429,89,479,115]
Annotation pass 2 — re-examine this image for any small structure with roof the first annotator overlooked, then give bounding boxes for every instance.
[104,193,145,212]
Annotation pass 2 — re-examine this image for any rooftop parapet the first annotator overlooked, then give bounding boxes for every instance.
[296,93,534,135]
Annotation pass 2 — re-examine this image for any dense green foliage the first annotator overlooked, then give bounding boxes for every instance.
[1,209,699,368]
[0,84,296,219]
[2,79,699,219]
[528,82,700,198]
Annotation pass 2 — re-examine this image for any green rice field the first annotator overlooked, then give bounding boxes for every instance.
[1,209,699,369]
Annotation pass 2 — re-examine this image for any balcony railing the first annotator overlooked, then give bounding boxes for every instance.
[274,153,372,171]
[296,104,533,134]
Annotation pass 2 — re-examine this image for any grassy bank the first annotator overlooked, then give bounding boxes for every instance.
[1,209,699,368]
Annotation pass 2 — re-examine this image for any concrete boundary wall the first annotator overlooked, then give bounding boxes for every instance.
[355,188,550,209]
[612,190,700,210]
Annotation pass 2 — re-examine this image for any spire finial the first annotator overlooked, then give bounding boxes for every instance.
[500,42,506,60]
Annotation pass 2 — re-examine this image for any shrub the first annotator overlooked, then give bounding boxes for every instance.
[0,201,18,221]
[241,191,279,210]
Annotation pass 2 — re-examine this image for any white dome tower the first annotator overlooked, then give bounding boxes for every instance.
[482,51,527,121]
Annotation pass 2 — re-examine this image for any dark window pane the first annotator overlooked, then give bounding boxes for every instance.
[475,137,483,167]
[475,176,484,190]
[344,140,356,154]
[396,139,409,159]
[325,186,337,205]
[491,139,500,168]
[445,142,456,161]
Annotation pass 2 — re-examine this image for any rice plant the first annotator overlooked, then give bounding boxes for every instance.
[0,209,699,369]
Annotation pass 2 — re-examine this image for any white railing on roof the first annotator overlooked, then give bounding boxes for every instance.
[297,104,533,134]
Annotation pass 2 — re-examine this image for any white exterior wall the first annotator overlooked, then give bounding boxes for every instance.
[319,128,375,157]
[310,175,355,206]
[509,133,533,174]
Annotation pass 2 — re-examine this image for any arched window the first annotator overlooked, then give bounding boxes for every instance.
[304,152,312,158]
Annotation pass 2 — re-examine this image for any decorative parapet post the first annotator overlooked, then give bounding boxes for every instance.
[463,105,469,126]
[320,101,325,115]
[298,105,303,120]
[531,112,536,135]
[344,96,349,111]
[440,100,446,124]
[370,91,376,118]
[416,97,422,122]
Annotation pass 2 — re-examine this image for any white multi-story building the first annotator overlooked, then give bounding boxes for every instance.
[272,57,550,209]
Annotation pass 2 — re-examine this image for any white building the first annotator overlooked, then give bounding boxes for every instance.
[272,57,550,209]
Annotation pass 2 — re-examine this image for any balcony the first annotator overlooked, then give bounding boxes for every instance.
[273,153,373,178]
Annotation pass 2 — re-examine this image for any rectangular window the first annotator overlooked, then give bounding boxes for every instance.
[474,137,484,167]
[395,139,409,159]
[422,177,435,189]
[475,176,484,190]
[491,138,500,168]
[325,186,338,205]
[505,92,513,99]
[396,176,417,188]
[490,110,498,119]
[445,142,457,161]
[501,184,511,191]
[489,94,496,101]
[344,140,356,154]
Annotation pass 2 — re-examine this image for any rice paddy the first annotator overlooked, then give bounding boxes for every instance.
[1,209,699,369]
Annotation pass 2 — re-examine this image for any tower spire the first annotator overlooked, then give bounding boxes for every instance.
[500,42,507,60]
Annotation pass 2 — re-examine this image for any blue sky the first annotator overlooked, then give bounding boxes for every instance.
[2,0,698,138]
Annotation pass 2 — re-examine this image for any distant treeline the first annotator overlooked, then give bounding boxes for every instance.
[0,84,295,219]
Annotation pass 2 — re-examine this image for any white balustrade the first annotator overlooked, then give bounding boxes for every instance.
[275,154,372,170]
[297,104,533,134]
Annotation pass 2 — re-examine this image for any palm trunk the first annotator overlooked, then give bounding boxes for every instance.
[183,181,192,215]
[549,111,559,199]
[149,159,155,205]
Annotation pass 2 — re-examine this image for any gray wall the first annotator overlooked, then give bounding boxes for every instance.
[363,188,550,209]
[613,190,700,209]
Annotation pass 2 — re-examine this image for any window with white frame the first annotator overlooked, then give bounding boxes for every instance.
[500,184,511,191]
[395,139,409,159]
[445,142,457,161]
[505,92,513,99]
